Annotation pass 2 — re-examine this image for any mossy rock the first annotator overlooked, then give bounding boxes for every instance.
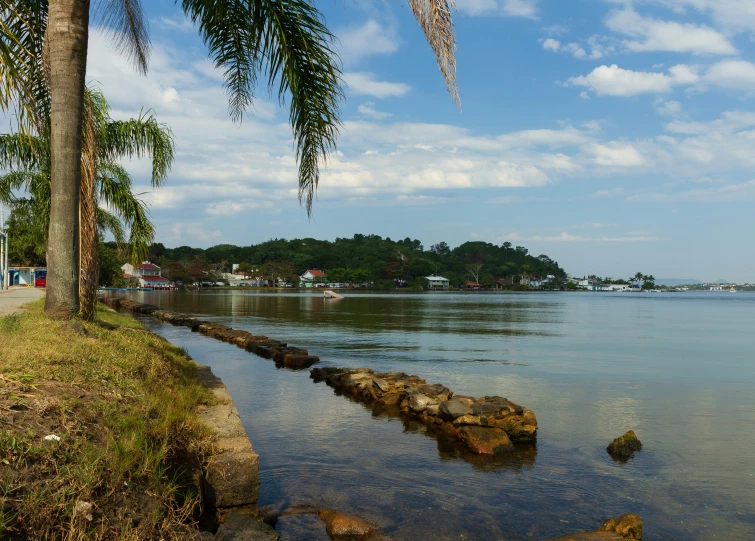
[607,430,642,460]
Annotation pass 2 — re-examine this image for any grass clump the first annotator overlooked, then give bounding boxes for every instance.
[0,300,215,540]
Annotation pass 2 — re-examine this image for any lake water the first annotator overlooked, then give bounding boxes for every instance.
[122,290,755,540]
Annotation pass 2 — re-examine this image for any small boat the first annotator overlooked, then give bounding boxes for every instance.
[729,287,736,293]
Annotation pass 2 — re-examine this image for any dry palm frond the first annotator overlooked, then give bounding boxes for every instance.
[407,0,460,107]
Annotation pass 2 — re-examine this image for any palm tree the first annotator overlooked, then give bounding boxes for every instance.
[0,86,174,320]
[1,0,458,318]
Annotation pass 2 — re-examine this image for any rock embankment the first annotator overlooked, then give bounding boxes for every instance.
[310,367,537,455]
[99,297,319,369]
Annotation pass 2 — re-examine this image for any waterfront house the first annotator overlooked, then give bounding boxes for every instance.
[300,269,327,287]
[425,275,450,290]
[120,261,173,288]
[495,278,513,290]
[466,280,483,290]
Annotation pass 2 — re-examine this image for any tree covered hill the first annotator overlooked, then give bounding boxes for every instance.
[121,235,567,288]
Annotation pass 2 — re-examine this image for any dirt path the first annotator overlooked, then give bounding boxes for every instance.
[0,288,45,315]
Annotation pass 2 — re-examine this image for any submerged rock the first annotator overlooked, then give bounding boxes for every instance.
[215,513,279,541]
[607,430,642,460]
[548,513,643,541]
[598,513,643,540]
[317,509,375,538]
[458,426,514,455]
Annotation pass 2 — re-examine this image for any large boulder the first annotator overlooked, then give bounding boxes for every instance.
[458,426,514,455]
[317,509,375,538]
[607,431,642,460]
[438,398,473,422]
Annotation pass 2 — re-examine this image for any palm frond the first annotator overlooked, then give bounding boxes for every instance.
[0,133,47,170]
[0,0,50,131]
[407,0,459,106]
[92,0,151,75]
[97,161,154,264]
[180,0,343,215]
[100,111,175,186]
[96,206,126,245]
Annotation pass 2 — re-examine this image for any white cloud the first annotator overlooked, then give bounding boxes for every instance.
[704,60,755,90]
[337,20,399,63]
[530,232,658,242]
[502,0,539,17]
[647,0,755,34]
[357,102,392,120]
[344,72,411,98]
[456,0,538,17]
[606,8,737,55]
[585,143,645,167]
[542,36,612,59]
[567,64,698,97]
[655,99,683,116]
[627,180,755,202]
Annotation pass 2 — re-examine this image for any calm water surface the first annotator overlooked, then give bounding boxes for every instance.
[124,290,755,540]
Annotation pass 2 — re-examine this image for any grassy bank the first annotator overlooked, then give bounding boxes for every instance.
[0,301,215,540]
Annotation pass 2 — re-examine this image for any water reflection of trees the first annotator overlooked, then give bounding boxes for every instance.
[335,390,537,472]
[144,291,566,338]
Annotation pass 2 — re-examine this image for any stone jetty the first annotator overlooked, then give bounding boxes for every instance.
[310,367,537,455]
[99,297,319,370]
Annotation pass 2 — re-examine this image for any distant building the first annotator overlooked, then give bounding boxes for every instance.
[7,267,46,287]
[300,269,327,287]
[466,280,483,290]
[120,261,172,288]
[495,278,513,290]
[425,275,450,290]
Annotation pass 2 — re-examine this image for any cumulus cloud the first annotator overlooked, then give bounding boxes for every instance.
[606,8,737,55]
[567,64,698,97]
[542,35,613,59]
[703,60,755,91]
[337,20,399,63]
[585,143,645,167]
[344,72,411,98]
[357,102,392,120]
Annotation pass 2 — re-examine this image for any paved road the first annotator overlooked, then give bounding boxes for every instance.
[0,288,45,315]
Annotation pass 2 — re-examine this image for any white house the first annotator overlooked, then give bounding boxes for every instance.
[425,275,450,290]
[300,269,327,287]
[121,261,171,288]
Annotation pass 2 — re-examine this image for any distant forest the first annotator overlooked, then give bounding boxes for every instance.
[109,235,568,289]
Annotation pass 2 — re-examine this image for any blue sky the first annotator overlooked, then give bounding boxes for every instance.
[50,1,755,280]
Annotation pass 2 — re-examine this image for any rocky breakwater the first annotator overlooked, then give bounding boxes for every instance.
[99,297,319,370]
[310,367,537,455]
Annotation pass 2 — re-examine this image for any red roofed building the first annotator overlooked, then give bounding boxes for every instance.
[300,269,327,287]
[121,261,173,288]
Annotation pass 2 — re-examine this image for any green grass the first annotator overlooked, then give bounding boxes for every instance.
[0,301,215,540]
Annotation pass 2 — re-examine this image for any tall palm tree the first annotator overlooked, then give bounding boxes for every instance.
[0,86,174,320]
[1,0,458,318]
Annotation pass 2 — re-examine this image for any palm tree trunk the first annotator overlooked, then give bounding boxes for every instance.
[79,164,98,321]
[45,0,90,319]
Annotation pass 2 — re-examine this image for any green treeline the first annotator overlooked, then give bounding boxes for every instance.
[111,235,567,288]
